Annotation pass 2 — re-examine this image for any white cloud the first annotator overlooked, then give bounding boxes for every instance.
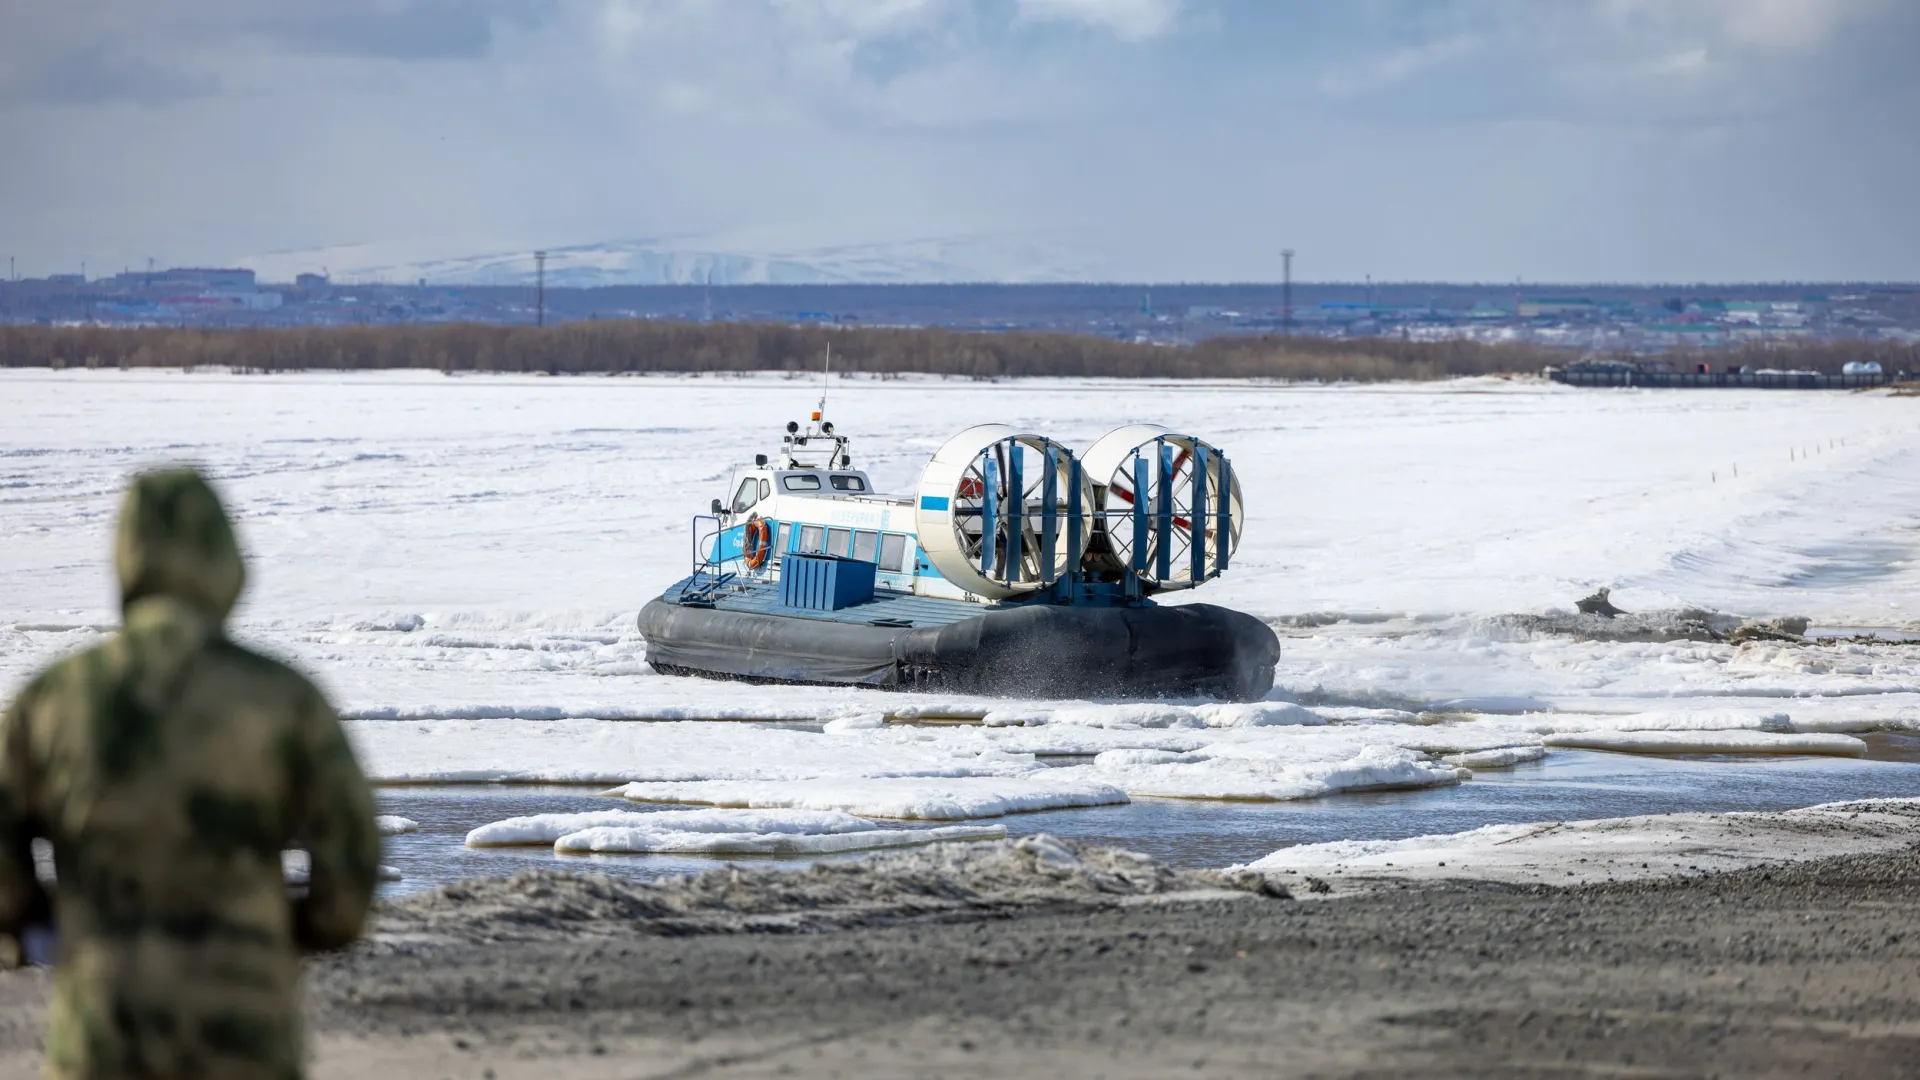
[771,0,951,37]
[1712,0,1882,48]
[574,0,1126,129]
[1597,0,1885,51]
[1317,32,1481,99]
[1646,47,1711,76]
[1016,0,1184,42]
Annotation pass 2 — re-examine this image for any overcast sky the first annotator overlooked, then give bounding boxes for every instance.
[3,0,1916,282]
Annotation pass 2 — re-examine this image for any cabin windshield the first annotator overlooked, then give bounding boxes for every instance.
[781,473,823,492]
[829,474,867,492]
[730,477,760,513]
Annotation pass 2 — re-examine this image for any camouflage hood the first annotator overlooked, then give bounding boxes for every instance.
[115,468,246,619]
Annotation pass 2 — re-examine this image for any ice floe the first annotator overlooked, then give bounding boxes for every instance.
[465,806,1003,854]
[556,823,1001,855]
[462,808,842,847]
[283,849,402,883]
[1541,729,1867,756]
[345,718,1044,785]
[338,697,1911,820]
[980,701,1324,729]
[1064,743,1463,801]
[1441,745,1548,769]
[605,776,1129,820]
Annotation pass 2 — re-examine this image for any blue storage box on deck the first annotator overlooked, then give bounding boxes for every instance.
[780,553,876,611]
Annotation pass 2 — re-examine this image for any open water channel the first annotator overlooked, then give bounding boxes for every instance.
[376,734,1920,897]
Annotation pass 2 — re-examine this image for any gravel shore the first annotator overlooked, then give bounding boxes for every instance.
[2,826,1918,1078]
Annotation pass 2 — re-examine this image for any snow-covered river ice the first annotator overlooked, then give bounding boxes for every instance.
[6,369,1920,894]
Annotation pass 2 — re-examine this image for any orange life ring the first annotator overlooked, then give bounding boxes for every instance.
[743,517,773,569]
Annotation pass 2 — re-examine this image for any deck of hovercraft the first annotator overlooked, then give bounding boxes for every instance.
[661,575,994,628]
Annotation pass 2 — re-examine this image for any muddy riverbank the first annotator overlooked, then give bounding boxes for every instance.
[1,816,1917,1078]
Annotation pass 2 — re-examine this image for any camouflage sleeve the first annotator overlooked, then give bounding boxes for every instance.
[0,683,51,937]
[286,684,379,953]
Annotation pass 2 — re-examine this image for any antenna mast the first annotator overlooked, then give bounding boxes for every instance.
[816,341,831,421]
[534,250,548,327]
[1281,249,1295,335]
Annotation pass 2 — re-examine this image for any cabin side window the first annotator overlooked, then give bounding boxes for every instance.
[782,473,822,492]
[851,530,878,564]
[798,525,823,553]
[878,533,907,572]
[759,478,771,501]
[826,527,852,558]
[730,478,759,514]
[774,522,791,563]
[829,474,866,492]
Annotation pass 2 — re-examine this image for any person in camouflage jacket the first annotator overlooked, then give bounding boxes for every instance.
[0,468,380,1079]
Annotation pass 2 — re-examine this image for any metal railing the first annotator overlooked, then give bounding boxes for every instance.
[678,514,736,605]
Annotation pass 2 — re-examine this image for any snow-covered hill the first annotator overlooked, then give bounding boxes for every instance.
[244,234,1105,287]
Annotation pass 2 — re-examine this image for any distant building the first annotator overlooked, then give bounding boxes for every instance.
[1518,297,1595,317]
[295,273,330,290]
[157,290,282,314]
[228,289,282,311]
[158,267,256,289]
[1317,302,1374,325]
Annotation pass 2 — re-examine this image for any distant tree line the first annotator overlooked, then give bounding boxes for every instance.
[0,322,1912,382]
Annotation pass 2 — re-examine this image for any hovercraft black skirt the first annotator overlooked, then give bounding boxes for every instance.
[638,599,1280,702]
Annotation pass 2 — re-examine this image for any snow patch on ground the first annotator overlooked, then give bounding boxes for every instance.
[1237,798,1920,890]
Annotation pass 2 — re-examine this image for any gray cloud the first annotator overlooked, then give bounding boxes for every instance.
[0,43,222,106]
[253,1,557,60]
[0,1,553,107]
[1,0,1915,282]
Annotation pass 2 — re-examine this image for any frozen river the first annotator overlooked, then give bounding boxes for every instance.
[6,369,1920,885]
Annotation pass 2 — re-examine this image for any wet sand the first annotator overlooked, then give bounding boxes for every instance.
[2,826,1918,1078]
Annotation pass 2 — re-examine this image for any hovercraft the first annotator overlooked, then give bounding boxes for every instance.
[639,402,1279,701]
